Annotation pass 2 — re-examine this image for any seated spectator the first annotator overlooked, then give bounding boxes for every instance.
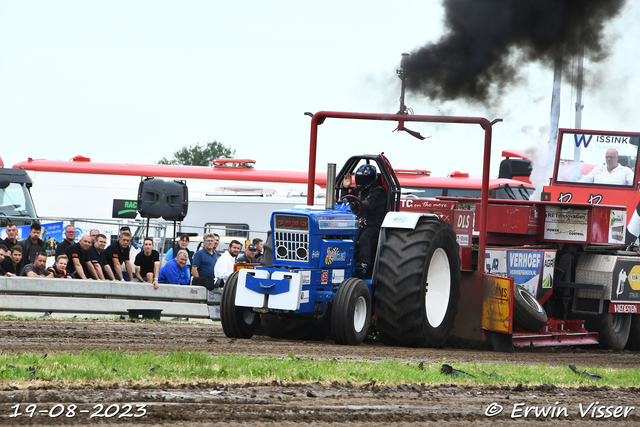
[134,237,160,289]
[103,232,133,282]
[237,243,259,263]
[55,224,76,258]
[17,221,44,274]
[63,235,94,279]
[0,245,8,275]
[47,255,73,278]
[85,234,112,280]
[158,249,190,285]
[1,245,22,277]
[162,234,194,267]
[214,240,242,282]
[192,233,219,281]
[252,238,264,262]
[2,222,19,251]
[21,252,52,277]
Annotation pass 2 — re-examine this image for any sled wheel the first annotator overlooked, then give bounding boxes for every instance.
[220,271,260,339]
[375,217,461,347]
[331,277,371,345]
[512,285,547,332]
[625,315,640,350]
[261,307,332,341]
[339,194,363,216]
[587,302,631,350]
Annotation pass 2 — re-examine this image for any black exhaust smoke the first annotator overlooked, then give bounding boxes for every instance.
[402,0,627,103]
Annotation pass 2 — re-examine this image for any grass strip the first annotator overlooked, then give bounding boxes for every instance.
[1,350,638,388]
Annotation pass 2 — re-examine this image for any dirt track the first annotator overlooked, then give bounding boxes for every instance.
[1,318,639,425]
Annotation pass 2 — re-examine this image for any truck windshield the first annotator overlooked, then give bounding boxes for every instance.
[0,182,37,218]
[555,131,640,187]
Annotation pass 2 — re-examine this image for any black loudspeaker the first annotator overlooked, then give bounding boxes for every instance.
[162,180,188,221]
[137,178,164,218]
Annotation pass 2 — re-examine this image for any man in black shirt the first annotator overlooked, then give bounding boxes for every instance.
[16,221,44,274]
[64,235,94,279]
[2,222,19,251]
[55,225,76,258]
[0,245,22,276]
[134,237,160,288]
[85,233,111,280]
[103,232,133,282]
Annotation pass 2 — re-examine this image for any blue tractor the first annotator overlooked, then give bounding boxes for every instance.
[220,153,461,346]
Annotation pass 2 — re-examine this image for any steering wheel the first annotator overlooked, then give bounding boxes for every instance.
[339,194,363,216]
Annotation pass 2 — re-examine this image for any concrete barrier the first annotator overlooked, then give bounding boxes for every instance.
[0,276,221,320]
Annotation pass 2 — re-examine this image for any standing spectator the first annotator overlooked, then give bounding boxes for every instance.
[86,234,112,280]
[162,234,193,267]
[214,240,242,282]
[134,237,160,288]
[252,238,264,262]
[17,221,44,273]
[119,226,140,281]
[158,250,190,285]
[21,252,52,277]
[47,255,73,278]
[89,229,100,243]
[1,245,22,276]
[0,245,8,275]
[55,225,76,257]
[237,243,259,263]
[103,232,133,282]
[64,235,94,279]
[192,233,219,281]
[2,222,19,251]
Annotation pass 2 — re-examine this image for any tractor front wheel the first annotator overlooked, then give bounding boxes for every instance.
[331,278,371,345]
[220,272,260,339]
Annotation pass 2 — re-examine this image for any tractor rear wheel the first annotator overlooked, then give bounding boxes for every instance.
[513,285,547,332]
[625,315,640,350]
[587,303,631,350]
[331,277,371,345]
[220,272,260,339]
[375,217,461,347]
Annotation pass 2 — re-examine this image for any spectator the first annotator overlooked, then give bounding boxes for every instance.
[21,252,52,277]
[47,255,73,279]
[103,232,133,282]
[119,226,140,280]
[0,245,8,275]
[237,243,259,263]
[17,221,44,273]
[192,233,219,281]
[252,238,264,262]
[1,245,22,277]
[2,222,19,251]
[63,234,94,279]
[89,229,100,243]
[162,234,194,267]
[158,249,190,285]
[134,237,160,289]
[214,239,242,282]
[54,224,76,257]
[86,233,112,280]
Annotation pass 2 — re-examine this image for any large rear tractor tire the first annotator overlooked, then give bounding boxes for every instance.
[375,217,461,348]
[331,277,371,345]
[220,272,260,339]
[586,302,631,350]
[625,315,640,350]
[261,306,332,341]
[513,285,547,332]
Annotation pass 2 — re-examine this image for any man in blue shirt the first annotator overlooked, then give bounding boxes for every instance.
[192,233,219,280]
[158,250,190,285]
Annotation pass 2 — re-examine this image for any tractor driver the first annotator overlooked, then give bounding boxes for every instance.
[342,164,388,278]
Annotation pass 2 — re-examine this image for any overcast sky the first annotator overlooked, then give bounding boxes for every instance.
[2,0,639,178]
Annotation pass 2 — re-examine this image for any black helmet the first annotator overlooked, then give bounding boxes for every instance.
[355,164,376,188]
